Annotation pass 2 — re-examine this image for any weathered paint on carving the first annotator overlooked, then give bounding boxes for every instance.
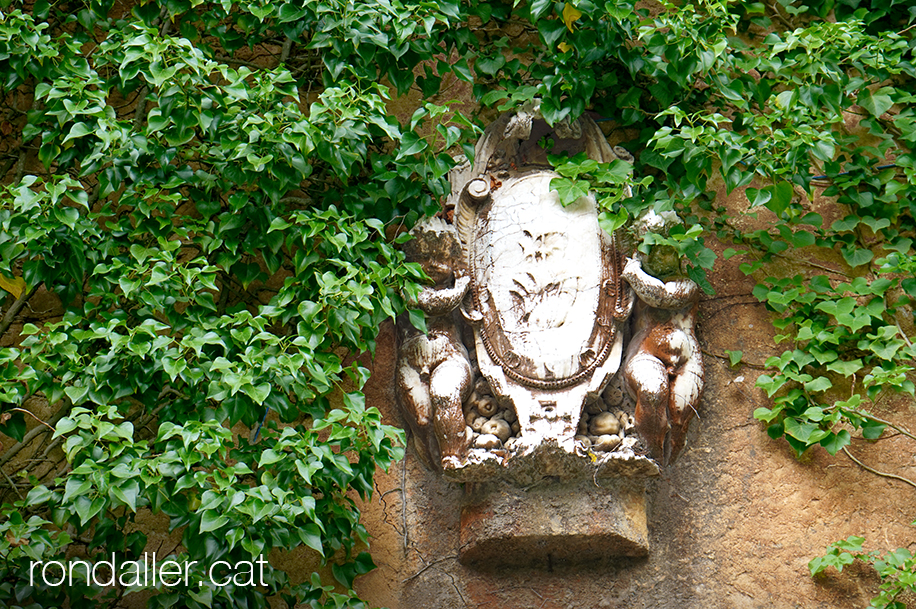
[453,109,637,460]
[468,172,619,389]
[622,234,704,465]
[395,105,703,479]
[395,218,473,471]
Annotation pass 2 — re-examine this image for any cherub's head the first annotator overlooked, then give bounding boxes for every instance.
[402,217,465,286]
[644,244,680,278]
[633,209,683,279]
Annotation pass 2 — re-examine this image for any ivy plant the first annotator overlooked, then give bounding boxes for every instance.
[473,0,915,604]
[1,0,915,607]
[0,0,478,606]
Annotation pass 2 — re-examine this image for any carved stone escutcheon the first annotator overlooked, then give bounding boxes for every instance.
[445,105,657,483]
[395,102,704,565]
[465,170,624,448]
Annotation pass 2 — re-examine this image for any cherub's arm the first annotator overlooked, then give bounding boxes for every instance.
[622,257,698,310]
[414,274,471,317]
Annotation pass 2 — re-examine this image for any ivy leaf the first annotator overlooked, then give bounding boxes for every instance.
[820,430,851,455]
[903,278,916,298]
[189,588,213,608]
[450,58,473,82]
[551,178,590,205]
[834,537,866,553]
[746,187,771,208]
[259,449,284,466]
[244,383,271,405]
[595,159,633,184]
[62,122,92,145]
[689,246,716,269]
[0,411,26,442]
[826,359,862,377]
[408,309,427,334]
[475,55,506,76]
[791,231,815,248]
[831,215,859,232]
[235,262,262,289]
[480,90,509,106]
[861,420,886,440]
[767,421,785,440]
[199,509,229,533]
[299,523,325,556]
[562,3,582,30]
[774,89,796,110]
[842,246,874,267]
[598,209,628,234]
[277,4,306,21]
[802,407,825,422]
[861,216,890,233]
[884,237,912,253]
[26,485,53,506]
[686,265,715,295]
[111,480,140,512]
[784,417,828,445]
[858,87,894,117]
[530,0,553,19]
[766,181,794,217]
[799,212,823,227]
[0,274,26,298]
[754,406,780,423]
[847,312,872,333]
[397,132,428,159]
[804,377,832,393]
[811,140,835,162]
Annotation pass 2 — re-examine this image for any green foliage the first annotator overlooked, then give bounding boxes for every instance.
[469,0,915,604]
[0,0,914,606]
[548,152,649,234]
[750,270,913,456]
[811,536,916,609]
[0,0,467,605]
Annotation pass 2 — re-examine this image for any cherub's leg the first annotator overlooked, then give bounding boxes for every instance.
[429,356,472,469]
[666,332,704,464]
[396,363,435,467]
[625,349,669,463]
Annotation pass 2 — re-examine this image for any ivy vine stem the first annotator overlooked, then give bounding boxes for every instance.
[0,401,70,469]
[855,412,916,444]
[8,408,54,431]
[841,446,916,491]
[0,284,40,336]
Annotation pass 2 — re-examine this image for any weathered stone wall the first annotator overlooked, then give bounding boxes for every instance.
[355,193,916,608]
[2,15,912,606]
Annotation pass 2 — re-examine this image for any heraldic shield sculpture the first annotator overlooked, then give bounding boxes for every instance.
[395,102,704,566]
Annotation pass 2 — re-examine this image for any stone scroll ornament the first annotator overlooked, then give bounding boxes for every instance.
[396,101,704,482]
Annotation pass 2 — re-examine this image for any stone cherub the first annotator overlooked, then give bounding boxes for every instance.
[396,218,473,470]
[622,211,704,465]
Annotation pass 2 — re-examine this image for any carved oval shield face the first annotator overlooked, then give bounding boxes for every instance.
[468,171,620,389]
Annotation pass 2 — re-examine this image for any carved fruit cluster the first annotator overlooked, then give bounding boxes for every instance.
[463,377,520,450]
[576,377,638,453]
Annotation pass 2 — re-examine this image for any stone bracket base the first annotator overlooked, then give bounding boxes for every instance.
[459,479,649,568]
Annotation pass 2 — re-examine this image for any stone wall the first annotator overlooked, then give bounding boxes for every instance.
[1,12,912,606]
[354,197,916,608]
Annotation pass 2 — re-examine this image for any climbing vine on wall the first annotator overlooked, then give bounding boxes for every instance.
[0,0,479,606]
[476,0,916,605]
[0,0,914,607]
